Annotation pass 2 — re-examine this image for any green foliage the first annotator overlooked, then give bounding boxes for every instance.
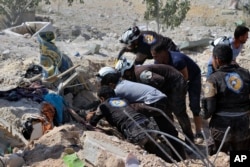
[68,0,85,6]
[143,0,161,20]
[0,0,84,28]
[0,0,39,27]
[143,0,190,30]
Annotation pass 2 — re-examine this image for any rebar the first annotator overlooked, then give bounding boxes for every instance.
[0,158,5,167]
[201,129,209,163]
[139,104,214,167]
[147,129,209,166]
[212,126,231,164]
[122,109,179,166]
[160,135,186,165]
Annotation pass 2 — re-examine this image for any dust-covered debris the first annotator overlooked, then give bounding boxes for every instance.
[0,0,249,166]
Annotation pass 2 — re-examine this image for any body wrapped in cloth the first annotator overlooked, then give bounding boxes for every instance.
[37,31,74,78]
[37,31,87,93]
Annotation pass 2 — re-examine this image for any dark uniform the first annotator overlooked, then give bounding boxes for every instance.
[118,31,178,65]
[155,51,202,117]
[132,64,194,143]
[99,73,186,161]
[89,97,178,162]
[202,64,250,153]
[89,97,157,144]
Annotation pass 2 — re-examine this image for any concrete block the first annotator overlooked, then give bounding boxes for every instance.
[80,131,127,166]
[3,22,54,38]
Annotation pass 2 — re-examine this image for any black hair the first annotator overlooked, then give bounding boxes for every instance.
[129,26,141,40]
[101,73,120,86]
[212,44,233,64]
[234,25,249,39]
[97,85,116,100]
[150,41,168,53]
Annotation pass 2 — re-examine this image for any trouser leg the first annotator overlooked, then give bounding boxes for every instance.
[169,85,194,143]
[153,116,186,161]
[188,75,202,133]
[175,112,194,143]
[144,140,173,163]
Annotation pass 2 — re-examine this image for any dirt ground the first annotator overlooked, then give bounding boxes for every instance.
[1,0,250,166]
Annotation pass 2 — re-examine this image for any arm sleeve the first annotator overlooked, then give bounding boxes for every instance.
[174,59,186,71]
[117,47,127,60]
[201,80,217,119]
[201,97,216,119]
[206,97,217,118]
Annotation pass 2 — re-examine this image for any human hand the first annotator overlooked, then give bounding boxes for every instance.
[86,111,95,122]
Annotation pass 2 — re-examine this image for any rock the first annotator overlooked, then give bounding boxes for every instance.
[179,38,212,50]
[84,43,101,55]
[125,153,139,167]
[81,33,91,40]
[64,147,75,154]
[0,153,25,167]
[71,26,82,36]
[23,33,32,38]
[2,49,10,56]
[105,156,125,167]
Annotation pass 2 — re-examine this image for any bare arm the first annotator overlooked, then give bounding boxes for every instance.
[134,53,148,65]
[179,67,189,81]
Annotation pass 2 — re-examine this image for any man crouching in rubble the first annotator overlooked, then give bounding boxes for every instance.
[94,67,186,162]
[86,85,174,162]
[201,44,250,154]
[115,59,194,145]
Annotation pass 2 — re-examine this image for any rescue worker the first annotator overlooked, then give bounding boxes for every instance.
[86,85,173,162]
[96,66,186,161]
[115,59,194,144]
[117,26,179,65]
[206,25,249,78]
[150,42,204,144]
[201,44,250,154]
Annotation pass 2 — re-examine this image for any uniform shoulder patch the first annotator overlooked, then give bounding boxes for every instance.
[225,72,243,93]
[109,98,127,107]
[203,82,216,98]
[143,34,156,44]
[139,70,152,83]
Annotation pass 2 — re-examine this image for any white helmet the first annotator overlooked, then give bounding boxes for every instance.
[96,67,117,79]
[211,36,231,47]
[120,26,140,44]
[115,58,135,76]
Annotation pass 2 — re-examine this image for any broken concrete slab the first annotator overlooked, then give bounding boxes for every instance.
[83,43,101,55]
[79,131,168,167]
[80,131,128,166]
[0,118,28,146]
[0,153,25,167]
[3,22,54,38]
[179,38,212,50]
